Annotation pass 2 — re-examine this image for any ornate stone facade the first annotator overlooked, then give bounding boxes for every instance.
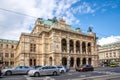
[98,42,120,66]
[0,18,99,67]
[15,18,98,67]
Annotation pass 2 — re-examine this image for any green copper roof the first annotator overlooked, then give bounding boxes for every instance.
[101,42,120,48]
[44,19,53,26]
[0,39,18,43]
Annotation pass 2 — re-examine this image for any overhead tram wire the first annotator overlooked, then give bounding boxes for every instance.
[0,7,37,18]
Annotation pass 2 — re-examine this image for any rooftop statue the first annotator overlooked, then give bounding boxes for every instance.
[87,26,93,32]
[52,17,58,23]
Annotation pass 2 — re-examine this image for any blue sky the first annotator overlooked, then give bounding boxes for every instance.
[0,0,120,45]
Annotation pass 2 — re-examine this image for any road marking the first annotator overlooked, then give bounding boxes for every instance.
[24,75,55,80]
[44,76,55,80]
[93,71,118,75]
[24,75,33,80]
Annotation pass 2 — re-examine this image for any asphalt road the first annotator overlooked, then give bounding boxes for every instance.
[0,67,120,80]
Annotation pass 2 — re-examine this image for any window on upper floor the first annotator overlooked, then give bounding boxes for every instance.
[0,53,3,57]
[10,61,14,65]
[5,53,9,57]
[30,43,36,52]
[113,52,116,57]
[110,53,112,57]
[11,45,14,49]
[106,53,108,57]
[5,61,9,66]
[6,44,8,48]
[11,53,14,58]
[0,44,3,48]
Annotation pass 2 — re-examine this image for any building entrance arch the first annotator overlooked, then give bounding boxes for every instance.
[49,57,52,65]
[76,58,80,67]
[70,57,74,67]
[82,58,86,65]
[88,58,92,65]
[62,57,67,66]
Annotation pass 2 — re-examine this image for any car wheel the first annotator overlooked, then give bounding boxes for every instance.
[53,71,57,76]
[6,71,12,76]
[34,72,40,77]
[61,70,64,73]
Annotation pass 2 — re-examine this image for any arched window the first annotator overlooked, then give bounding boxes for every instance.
[70,57,74,67]
[82,58,86,65]
[69,40,74,53]
[88,58,92,65]
[88,43,91,53]
[82,42,86,53]
[61,39,67,52]
[76,41,80,53]
[62,57,67,66]
[49,57,52,65]
[76,58,80,67]
[34,59,36,66]
[29,59,32,66]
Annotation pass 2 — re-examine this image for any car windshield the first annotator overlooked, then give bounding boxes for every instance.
[57,66,62,68]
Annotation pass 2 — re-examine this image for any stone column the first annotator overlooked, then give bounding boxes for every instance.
[74,57,76,68]
[91,43,94,54]
[52,32,56,53]
[42,33,46,65]
[86,58,88,65]
[80,41,82,54]
[67,39,70,53]
[53,55,56,66]
[80,58,83,66]
[74,40,76,54]
[86,42,88,54]
[67,38,70,67]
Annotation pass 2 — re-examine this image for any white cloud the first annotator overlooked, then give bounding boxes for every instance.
[71,2,95,14]
[0,0,82,40]
[97,36,120,46]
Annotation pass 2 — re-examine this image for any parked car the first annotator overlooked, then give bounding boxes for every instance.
[28,66,60,77]
[31,65,42,69]
[76,65,94,71]
[56,66,66,73]
[1,66,32,76]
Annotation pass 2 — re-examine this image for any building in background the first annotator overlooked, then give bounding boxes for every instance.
[0,39,18,68]
[0,17,99,68]
[98,42,120,66]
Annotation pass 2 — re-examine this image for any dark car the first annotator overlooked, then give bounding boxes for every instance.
[76,65,94,71]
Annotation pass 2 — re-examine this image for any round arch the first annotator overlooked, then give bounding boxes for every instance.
[82,58,86,65]
[49,57,52,66]
[69,40,74,52]
[88,43,91,53]
[76,58,80,67]
[70,57,74,67]
[62,57,67,66]
[88,58,92,65]
[61,39,67,52]
[82,42,86,53]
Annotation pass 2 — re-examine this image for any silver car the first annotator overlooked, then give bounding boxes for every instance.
[56,66,66,73]
[28,66,60,77]
[2,66,32,76]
